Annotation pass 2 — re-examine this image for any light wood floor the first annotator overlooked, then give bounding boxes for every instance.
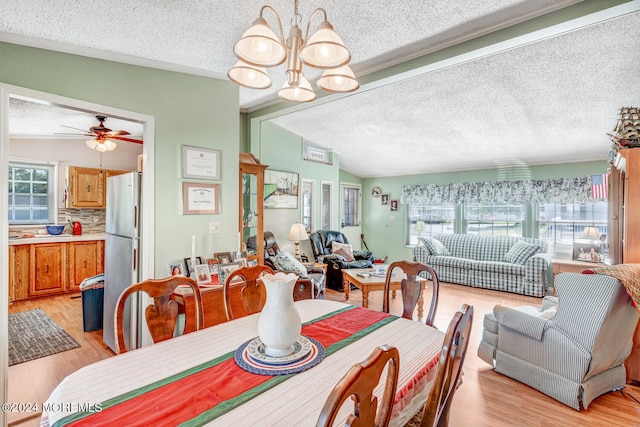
[7,283,640,426]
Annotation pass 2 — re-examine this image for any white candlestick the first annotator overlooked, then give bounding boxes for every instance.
[191,235,196,260]
[238,232,242,253]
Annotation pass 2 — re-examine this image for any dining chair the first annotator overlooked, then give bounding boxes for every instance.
[317,344,400,427]
[223,265,274,320]
[419,303,474,427]
[114,276,204,354]
[382,260,440,327]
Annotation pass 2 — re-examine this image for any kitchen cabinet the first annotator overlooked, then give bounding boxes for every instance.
[9,245,30,301]
[67,166,129,208]
[239,153,268,265]
[30,243,66,297]
[67,240,104,291]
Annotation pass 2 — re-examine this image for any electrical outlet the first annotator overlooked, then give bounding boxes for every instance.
[209,222,221,234]
[389,215,395,221]
[65,215,71,222]
[93,216,99,223]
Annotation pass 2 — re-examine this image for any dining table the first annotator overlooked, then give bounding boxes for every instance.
[41,299,444,427]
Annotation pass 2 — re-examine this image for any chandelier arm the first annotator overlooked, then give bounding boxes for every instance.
[259,5,286,45]
[304,8,328,40]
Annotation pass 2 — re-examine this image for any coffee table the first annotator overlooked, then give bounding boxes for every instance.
[342,268,426,317]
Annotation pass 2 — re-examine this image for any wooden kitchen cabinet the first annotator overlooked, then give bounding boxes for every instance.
[67,166,129,208]
[9,245,30,301]
[67,240,104,291]
[29,243,66,297]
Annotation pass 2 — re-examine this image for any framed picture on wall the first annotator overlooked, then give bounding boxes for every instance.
[181,145,221,180]
[264,170,299,209]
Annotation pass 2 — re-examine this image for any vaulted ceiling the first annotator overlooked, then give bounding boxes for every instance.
[3,1,638,177]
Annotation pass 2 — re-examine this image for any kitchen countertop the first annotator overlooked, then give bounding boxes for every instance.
[8,233,106,245]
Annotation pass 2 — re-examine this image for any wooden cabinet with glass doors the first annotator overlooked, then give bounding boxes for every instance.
[239,153,268,265]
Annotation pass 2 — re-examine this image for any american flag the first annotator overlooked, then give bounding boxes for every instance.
[591,174,608,199]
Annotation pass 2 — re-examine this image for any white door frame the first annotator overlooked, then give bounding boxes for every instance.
[340,182,362,250]
[0,83,155,416]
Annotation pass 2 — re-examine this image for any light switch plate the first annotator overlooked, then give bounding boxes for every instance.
[209,222,221,234]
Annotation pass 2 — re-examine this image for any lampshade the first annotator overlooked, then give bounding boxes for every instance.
[317,65,359,92]
[288,223,309,241]
[581,226,600,240]
[227,60,272,89]
[87,138,116,152]
[299,21,351,69]
[278,76,317,102]
[233,17,287,67]
[415,221,425,232]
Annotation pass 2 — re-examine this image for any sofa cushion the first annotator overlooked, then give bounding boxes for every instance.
[504,241,540,264]
[272,251,308,278]
[418,237,451,256]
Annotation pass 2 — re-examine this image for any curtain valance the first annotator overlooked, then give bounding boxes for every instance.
[400,177,599,205]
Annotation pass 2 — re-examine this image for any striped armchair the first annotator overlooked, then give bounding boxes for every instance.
[478,272,640,410]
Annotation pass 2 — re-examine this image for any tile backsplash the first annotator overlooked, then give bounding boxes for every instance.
[9,208,106,236]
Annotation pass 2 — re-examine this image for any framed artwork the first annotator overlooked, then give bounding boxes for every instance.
[181,145,221,180]
[303,142,331,165]
[168,260,186,277]
[381,194,389,205]
[182,182,220,214]
[194,264,212,285]
[573,243,601,263]
[218,261,245,285]
[390,200,398,211]
[183,256,203,277]
[264,169,299,209]
[214,252,233,264]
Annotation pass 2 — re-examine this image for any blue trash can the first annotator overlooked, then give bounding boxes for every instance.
[80,274,104,332]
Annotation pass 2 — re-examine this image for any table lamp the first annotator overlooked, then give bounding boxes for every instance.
[415,220,425,240]
[288,223,309,260]
[581,226,600,243]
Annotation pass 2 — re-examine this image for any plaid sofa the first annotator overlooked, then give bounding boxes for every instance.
[412,234,551,297]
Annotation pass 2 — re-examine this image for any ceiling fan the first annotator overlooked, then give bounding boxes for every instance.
[59,115,143,152]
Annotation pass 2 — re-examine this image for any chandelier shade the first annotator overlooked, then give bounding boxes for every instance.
[86,138,116,152]
[229,0,358,103]
[317,65,359,92]
[227,60,272,89]
[233,17,287,67]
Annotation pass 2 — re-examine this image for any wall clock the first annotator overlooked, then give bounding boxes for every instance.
[371,186,382,197]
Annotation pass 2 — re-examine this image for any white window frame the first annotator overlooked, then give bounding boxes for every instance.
[320,181,333,230]
[301,178,315,232]
[8,158,58,225]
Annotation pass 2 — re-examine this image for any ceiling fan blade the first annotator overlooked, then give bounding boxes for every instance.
[111,136,143,144]
[54,131,94,137]
[106,130,131,137]
[60,124,93,133]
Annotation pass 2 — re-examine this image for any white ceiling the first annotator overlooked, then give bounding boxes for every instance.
[2,0,639,177]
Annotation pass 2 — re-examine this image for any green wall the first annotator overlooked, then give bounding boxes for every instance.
[360,161,610,263]
[0,41,240,276]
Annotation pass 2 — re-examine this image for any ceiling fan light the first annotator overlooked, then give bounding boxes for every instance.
[104,139,117,151]
[300,21,350,69]
[317,65,359,92]
[95,142,108,152]
[227,60,272,89]
[278,76,317,102]
[234,17,286,67]
[85,139,98,149]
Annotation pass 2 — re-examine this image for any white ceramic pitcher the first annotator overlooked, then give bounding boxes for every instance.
[258,272,302,358]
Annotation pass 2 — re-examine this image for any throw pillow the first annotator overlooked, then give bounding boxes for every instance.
[503,240,540,265]
[333,247,355,262]
[331,241,355,260]
[418,237,451,256]
[273,251,308,278]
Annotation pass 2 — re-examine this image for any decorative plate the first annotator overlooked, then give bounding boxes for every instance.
[234,335,325,376]
[371,186,382,197]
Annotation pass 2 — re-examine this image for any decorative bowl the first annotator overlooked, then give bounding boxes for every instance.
[46,225,65,235]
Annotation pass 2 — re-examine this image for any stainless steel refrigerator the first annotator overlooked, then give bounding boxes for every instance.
[103,171,141,353]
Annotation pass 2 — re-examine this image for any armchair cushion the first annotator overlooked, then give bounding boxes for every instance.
[503,240,541,265]
[493,304,552,341]
[272,251,308,278]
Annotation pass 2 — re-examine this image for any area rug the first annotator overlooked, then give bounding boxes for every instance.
[8,308,80,366]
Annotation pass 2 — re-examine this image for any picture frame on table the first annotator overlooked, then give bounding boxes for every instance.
[183,257,203,277]
[234,250,248,260]
[207,258,219,275]
[168,260,186,277]
[218,261,245,285]
[195,264,212,285]
[214,252,233,264]
[573,243,601,263]
[247,259,259,267]
[181,145,221,180]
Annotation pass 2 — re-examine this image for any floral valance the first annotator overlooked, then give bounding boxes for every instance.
[401,177,600,205]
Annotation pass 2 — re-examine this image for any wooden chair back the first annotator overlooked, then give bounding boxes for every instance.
[317,345,400,427]
[419,304,474,427]
[114,276,204,354]
[382,260,440,326]
[223,265,274,320]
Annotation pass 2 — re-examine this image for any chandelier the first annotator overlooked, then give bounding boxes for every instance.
[227,0,359,102]
[85,137,116,152]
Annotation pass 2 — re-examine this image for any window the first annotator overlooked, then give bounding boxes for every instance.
[320,181,333,230]
[407,205,455,245]
[8,161,56,224]
[342,185,360,227]
[464,203,523,236]
[537,202,608,247]
[301,179,315,232]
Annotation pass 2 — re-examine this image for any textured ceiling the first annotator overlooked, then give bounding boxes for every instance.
[2,1,638,177]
